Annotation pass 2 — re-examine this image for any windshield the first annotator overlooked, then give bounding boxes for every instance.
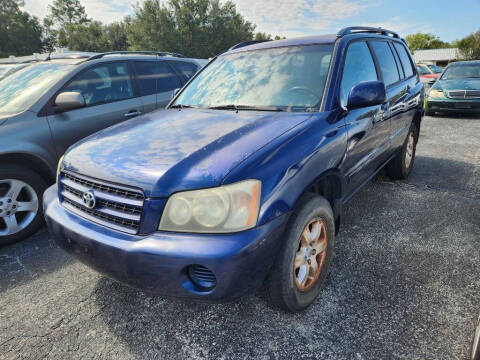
[0,62,75,115]
[427,64,443,73]
[173,44,333,111]
[416,65,431,75]
[441,64,480,80]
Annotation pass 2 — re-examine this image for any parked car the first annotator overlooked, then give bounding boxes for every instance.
[425,60,480,115]
[0,51,206,245]
[473,310,480,360]
[425,63,443,74]
[44,27,424,312]
[0,63,29,81]
[416,63,440,88]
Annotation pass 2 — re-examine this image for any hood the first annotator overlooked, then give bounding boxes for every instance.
[64,108,313,197]
[0,114,10,126]
[435,78,480,91]
[419,73,440,79]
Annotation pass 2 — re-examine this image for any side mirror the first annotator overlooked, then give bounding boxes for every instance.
[173,88,181,97]
[55,91,85,112]
[347,81,386,110]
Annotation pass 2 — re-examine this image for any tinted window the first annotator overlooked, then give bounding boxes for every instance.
[64,62,133,106]
[170,61,198,80]
[340,41,378,105]
[370,41,400,86]
[390,43,405,78]
[134,61,157,96]
[156,62,182,93]
[394,43,414,77]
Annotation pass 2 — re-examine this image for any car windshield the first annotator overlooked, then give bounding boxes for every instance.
[427,64,443,73]
[416,65,431,75]
[0,62,75,115]
[173,44,333,112]
[441,64,480,79]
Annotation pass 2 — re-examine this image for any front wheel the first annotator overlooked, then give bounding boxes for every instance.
[386,123,418,180]
[264,193,335,312]
[0,165,47,247]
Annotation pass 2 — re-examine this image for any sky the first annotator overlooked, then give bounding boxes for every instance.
[22,0,480,42]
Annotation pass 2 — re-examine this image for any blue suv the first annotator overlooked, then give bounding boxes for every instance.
[44,27,424,312]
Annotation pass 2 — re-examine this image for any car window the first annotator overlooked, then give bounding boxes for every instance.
[393,43,414,78]
[389,42,405,79]
[134,61,157,96]
[156,61,182,93]
[370,41,400,86]
[416,65,431,75]
[340,41,378,105]
[64,62,133,106]
[441,64,480,79]
[170,61,198,80]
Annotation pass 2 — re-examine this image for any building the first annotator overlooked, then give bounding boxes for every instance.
[413,48,462,66]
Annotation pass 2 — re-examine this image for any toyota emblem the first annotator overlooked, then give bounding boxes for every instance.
[82,190,96,209]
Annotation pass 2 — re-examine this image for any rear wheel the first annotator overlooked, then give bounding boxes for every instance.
[472,312,480,360]
[0,165,46,246]
[264,193,335,312]
[386,123,418,180]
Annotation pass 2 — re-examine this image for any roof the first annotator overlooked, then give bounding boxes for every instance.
[226,34,338,54]
[413,48,461,62]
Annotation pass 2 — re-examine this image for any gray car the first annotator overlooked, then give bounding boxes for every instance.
[0,51,206,245]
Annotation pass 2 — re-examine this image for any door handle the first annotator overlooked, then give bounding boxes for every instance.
[124,110,142,118]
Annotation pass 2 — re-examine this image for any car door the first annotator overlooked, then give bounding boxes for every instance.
[46,61,144,156]
[132,60,158,114]
[339,40,386,197]
[155,61,183,108]
[368,40,404,161]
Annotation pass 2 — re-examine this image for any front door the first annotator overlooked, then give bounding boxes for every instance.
[47,61,144,156]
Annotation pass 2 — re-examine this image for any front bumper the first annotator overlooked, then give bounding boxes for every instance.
[43,185,289,301]
[426,98,480,113]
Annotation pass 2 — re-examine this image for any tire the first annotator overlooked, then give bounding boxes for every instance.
[264,193,335,312]
[0,164,47,247]
[386,122,418,180]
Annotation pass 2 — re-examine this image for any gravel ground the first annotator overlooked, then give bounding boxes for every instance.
[1,115,479,360]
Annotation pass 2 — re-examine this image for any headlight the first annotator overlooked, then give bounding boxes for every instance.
[159,180,261,233]
[429,89,445,99]
[56,155,64,183]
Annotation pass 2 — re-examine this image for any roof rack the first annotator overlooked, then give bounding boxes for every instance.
[85,51,186,61]
[337,26,400,39]
[229,40,271,51]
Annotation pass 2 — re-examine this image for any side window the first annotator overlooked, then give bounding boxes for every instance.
[170,61,198,80]
[133,61,157,96]
[156,61,182,93]
[64,62,133,106]
[389,42,405,79]
[369,41,400,86]
[394,43,414,78]
[341,41,378,105]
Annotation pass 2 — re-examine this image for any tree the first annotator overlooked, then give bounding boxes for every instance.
[126,0,256,58]
[0,0,43,57]
[456,30,480,60]
[47,0,89,27]
[58,21,128,52]
[405,33,451,53]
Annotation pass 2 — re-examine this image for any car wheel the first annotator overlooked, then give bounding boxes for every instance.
[0,165,47,247]
[386,122,418,180]
[264,193,335,312]
[472,312,480,360]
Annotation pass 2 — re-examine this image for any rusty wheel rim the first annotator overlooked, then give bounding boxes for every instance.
[293,218,327,291]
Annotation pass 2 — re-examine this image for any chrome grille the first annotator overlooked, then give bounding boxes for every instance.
[59,171,144,234]
[447,90,480,99]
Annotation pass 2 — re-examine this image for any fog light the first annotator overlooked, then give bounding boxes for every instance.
[188,265,217,290]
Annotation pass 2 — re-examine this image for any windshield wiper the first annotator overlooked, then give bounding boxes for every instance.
[207,104,286,112]
[169,104,197,109]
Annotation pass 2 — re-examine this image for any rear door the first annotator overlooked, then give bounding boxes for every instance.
[339,40,384,196]
[155,61,183,108]
[47,61,144,156]
[368,40,404,161]
[132,60,159,114]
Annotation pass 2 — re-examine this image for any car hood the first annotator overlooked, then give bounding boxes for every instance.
[435,78,480,91]
[0,114,10,126]
[64,108,314,197]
